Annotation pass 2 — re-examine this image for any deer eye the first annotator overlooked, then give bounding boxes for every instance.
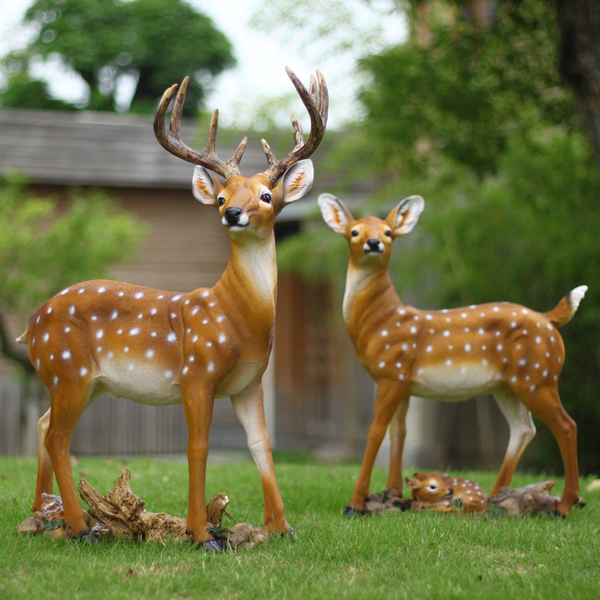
[351,229,359,237]
[384,229,392,237]
[218,196,225,206]
[260,192,272,204]
[427,483,438,492]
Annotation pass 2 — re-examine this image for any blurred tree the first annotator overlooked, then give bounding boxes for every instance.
[275,0,600,472]
[0,174,147,373]
[1,0,235,114]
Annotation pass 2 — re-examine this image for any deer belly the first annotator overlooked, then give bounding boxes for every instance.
[216,361,265,398]
[97,360,182,406]
[408,362,500,401]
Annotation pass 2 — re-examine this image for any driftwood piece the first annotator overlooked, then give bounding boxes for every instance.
[487,481,561,516]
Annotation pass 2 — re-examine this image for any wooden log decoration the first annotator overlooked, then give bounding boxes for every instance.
[19,467,271,550]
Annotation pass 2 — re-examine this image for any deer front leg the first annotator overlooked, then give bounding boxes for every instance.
[386,395,410,495]
[32,408,53,512]
[346,379,408,516]
[181,380,218,547]
[231,380,292,537]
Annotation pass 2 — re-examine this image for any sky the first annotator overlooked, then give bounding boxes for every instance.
[0,0,407,128]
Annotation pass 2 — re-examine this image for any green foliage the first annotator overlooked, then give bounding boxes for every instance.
[0,174,147,317]
[0,72,77,111]
[1,455,600,600]
[3,0,235,114]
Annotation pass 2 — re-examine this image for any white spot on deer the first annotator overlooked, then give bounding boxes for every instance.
[443,330,450,337]
[64,327,71,333]
[218,333,227,344]
[182,366,189,375]
[401,344,408,351]
[523,330,528,335]
[464,343,472,352]
[481,359,488,367]
[124,347,129,353]
[46,307,52,315]
[189,356,195,362]
[206,341,213,348]
[191,306,199,315]
[201,290,210,298]
[164,370,173,378]
[478,328,484,335]
[542,369,548,377]
[91,316,98,322]
[171,295,181,302]
[32,338,36,347]
[426,314,433,320]
[446,359,452,366]
[464,327,470,333]
[385,344,390,350]
[49,354,54,360]
[202,319,209,325]
[216,316,225,323]
[511,375,517,383]
[184,299,190,305]
[461,366,467,374]
[150,308,157,315]
[60,288,70,296]
[145,350,155,359]
[396,322,401,327]
[207,362,215,373]
[128,364,135,372]
[426,346,433,353]
[36,359,40,369]
[80,367,88,377]
[118,291,125,297]
[96,330,104,339]
[511,322,517,328]
[551,336,556,343]
[417,368,424,375]
[378,361,385,369]
[107,351,114,359]
[151,332,157,337]
[461,313,467,318]
[398,308,406,315]
[192,335,199,343]
[170,312,177,319]
[97,347,102,353]
[137,313,143,319]
[36,315,40,324]
[130,328,140,336]
[497,344,503,351]
[62,350,71,360]
[209,302,216,308]
[42,333,50,343]
[396,362,402,368]
[135,292,144,299]
[381,330,388,337]
[158,295,164,299]
[534,363,540,369]
[68,306,76,316]
[529,385,536,392]
[110,310,118,320]
[558,356,562,363]
[53,376,59,385]
[493,307,499,312]
[167,332,177,342]
[522,308,528,314]
[410,326,417,334]
[78,289,85,294]
[519,359,527,366]
[98,286,106,294]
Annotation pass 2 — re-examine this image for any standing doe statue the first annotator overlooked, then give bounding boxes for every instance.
[18,68,328,550]
[318,193,585,518]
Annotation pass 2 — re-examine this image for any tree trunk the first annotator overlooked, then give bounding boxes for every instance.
[555,0,600,172]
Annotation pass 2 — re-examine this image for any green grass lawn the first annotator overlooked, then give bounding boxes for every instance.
[1,454,599,600]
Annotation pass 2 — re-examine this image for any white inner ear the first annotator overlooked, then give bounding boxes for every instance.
[192,166,219,206]
[280,159,314,204]
[393,195,424,235]
[318,193,349,234]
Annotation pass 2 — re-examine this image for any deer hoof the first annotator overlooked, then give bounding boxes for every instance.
[199,538,228,552]
[284,528,298,541]
[343,505,366,518]
[552,510,567,519]
[77,530,98,545]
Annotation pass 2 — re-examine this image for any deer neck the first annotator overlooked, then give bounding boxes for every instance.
[343,262,402,340]
[216,232,278,324]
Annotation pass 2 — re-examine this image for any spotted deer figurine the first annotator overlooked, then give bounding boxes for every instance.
[318,193,585,519]
[406,472,488,513]
[18,68,328,550]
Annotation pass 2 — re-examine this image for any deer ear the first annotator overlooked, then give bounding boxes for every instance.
[318,193,354,234]
[276,159,314,205]
[386,195,424,237]
[406,477,419,490]
[192,166,225,207]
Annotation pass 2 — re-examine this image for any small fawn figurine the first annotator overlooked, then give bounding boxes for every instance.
[406,472,488,512]
[18,68,328,550]
[318,193,585,518]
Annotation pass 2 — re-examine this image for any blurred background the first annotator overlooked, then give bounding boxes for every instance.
[0,0,598,477]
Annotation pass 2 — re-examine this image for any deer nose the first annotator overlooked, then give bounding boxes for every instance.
[366,239,382,253]
[224,207,243,225]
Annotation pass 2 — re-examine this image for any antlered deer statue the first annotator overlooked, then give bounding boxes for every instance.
[318,193,585,518]
[18,68,328,550]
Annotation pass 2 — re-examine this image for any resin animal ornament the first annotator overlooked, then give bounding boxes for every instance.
[406,472,488,513]
[318,193,585,518]
[18,67,328,551]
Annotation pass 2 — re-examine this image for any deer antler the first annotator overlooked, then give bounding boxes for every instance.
[153,76,248,181]
[261,67,329,186]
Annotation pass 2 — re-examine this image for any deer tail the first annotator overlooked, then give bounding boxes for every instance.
[544,285,588,328]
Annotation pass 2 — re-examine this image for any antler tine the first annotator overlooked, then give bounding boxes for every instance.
[261,68,329,186]
[154,77,245,181]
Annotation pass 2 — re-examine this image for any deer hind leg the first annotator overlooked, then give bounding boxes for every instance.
[32,408,53,512]
[490,389,537,496]
[521,386,579,515]
[386,395,410,495]
[44,380,97,537]
[348,379,408,514]
[232,381,291,536]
